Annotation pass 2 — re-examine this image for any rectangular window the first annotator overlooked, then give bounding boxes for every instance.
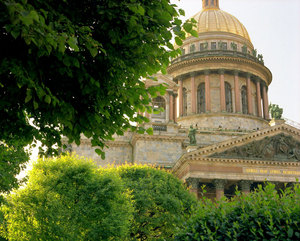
[181,48,185,55]
[200,43,205,51]
[211,42,217,50]
[221,42,227,50]
[190,44,195,53]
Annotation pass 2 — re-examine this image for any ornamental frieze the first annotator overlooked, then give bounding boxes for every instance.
[210,133,300,162]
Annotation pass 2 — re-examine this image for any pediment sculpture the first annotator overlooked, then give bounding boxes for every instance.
[210,134,300,162]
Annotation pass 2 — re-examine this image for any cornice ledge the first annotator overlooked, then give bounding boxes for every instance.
[168,56,272,83]
[173,124,300,173]
[192,157,300,166]
[131,134,186,145]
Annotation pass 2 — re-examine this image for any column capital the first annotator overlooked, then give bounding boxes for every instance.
[173,93,178,98]
[190,72,196,77]
[167,90,174,95]
[246,72,252,78]
[177,76,183,82]
[186,177,199,189]
[254,77,261,84]
[218,69,225,75]
[213,179,227,190]
[233,70,239,76]
[240,180,253,192]
[204,70,210,75]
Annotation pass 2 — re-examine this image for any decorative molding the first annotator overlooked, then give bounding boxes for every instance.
[211,133,300,162]
[130,133,186,146]
[213,179,227,189]
[167,56,272,85]
[173,124,300,173]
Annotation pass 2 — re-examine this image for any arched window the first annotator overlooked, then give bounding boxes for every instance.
[183,88,187,116]
[211,0,214,5]
[225,82,233,112]
[241,86,248,114]
[206,0,209,7]
[152,96,166,119]
[197,83,206,113]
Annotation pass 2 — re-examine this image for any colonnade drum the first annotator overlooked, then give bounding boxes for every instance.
[166,0,272,131]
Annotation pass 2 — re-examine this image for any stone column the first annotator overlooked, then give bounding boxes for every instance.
[178,78,183,117]
[240,180,252,195]
[262,84,270,120]
[256,80,263,118]
[168,91,174,122]
[234,71,241,113]
[204,70,211,112]
[214,179,226,201]
[186,178,198,199]
[246,73,253,115]
[191,73,196,114]
[173,93,178,122]
[219,69,226,111]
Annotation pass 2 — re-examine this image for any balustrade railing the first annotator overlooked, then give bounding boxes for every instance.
[171,49,264,65]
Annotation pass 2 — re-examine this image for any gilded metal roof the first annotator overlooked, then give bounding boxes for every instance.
[189,9,251,42]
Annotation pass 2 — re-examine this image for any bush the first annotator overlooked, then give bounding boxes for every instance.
[1,154,133,241]
[117,164,197,240]
[175,183,300,241]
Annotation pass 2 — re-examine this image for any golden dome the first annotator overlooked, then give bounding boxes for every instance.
[189,1,251,42]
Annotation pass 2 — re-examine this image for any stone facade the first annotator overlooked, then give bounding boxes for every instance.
[71,0,300,200]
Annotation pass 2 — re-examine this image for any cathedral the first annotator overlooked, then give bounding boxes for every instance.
[71,0,300,199]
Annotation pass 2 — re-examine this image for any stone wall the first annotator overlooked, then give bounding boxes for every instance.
[133,139,184,166]
[178,113,269,130]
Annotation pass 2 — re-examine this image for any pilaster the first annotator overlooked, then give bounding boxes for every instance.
[256,79,263,118]
[191,73,196,114]
[219,69,226,111]
[234,71,241,113]
[246,73,253,115]
[204,70,211,112]
[213,179,227,200]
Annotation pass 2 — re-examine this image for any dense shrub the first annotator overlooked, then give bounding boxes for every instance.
[117,165,197,241]
[176,183,300,241]
[1,154,133,241]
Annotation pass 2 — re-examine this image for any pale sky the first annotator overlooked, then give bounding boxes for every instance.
[171,0,300,124]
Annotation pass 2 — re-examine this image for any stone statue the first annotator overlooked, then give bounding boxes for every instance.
[269,103,283,119]
[188,125,197,145]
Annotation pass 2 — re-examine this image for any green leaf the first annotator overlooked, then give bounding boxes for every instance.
[190,30,198,37]
[25,89,32,103]
[175,37,182,46]
[67,37,79,51]
[33,100,38,110]
[146,128,153,135]
[90,48,98,57]
[179,9,185,16]
[44,95,51,104]
[11,29,20,39]
[288,228,294,238]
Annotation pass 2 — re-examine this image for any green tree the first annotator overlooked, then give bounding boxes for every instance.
[0,0,196,158]
[175,183,300,241]
[117,165,197,240]
[0,140,29,203]
[1,154,133,241]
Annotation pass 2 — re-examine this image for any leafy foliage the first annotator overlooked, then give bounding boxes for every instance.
[117,165,197,240]
[0,154,133,240]
[175,183,300,241]
[0,141,29,203]
[0,0,194,157]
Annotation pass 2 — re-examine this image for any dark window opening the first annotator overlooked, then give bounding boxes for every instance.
[241,86,248,114]
[197,83,206,113]
[183,88,187,116]
[211,42,217,50]
[225,82,233,112]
